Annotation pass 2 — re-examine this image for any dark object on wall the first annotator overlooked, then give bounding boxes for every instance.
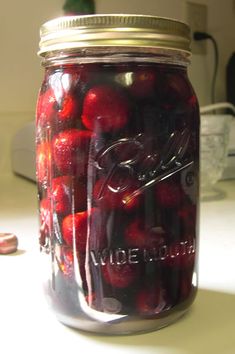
[226,52,235,105]
[194,31,218,104]
[63,0,95,15]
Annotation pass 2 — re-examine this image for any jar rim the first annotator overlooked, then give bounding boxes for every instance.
[38,14,191,57]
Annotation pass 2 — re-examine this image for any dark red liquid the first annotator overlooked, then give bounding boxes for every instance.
[36,61,199,318]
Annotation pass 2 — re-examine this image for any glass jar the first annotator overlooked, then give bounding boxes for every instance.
[36,15,200,335]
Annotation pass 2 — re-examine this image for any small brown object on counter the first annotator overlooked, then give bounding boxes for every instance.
[0,233,18,254]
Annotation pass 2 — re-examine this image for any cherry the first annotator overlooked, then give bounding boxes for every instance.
[179,270,194,301]
[162,71,194,110]
[36,88,56,127]
[165,72,193,101]
[102,262,139,288]
[59,63,99,87]
[93,173,140,211]
[51,175,87,215]
[55,246,88,289]
[178,204,196,236]
[94,137,142,171]
[155,180,183,208]
[57,94,79,126]
[81,85,129,132]
[36,142,52,186]
[62,208,105,252]
[52,129,93,176]
[49,68,79,93]
[164,241,195,268]
[37,70,82,129]
[136,286,167,315]
[125,219,166,249]
[56,245,88,289]
[62,211,88,251]
[188,94,198,108]
[129,67,157,97]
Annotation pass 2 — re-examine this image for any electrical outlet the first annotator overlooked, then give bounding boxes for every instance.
[187,2,208,55]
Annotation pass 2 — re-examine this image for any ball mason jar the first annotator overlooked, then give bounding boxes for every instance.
[36,15,200,335]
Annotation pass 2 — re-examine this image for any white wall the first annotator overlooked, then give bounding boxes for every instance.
[96,0,186,20]
[0,0,64,115]
[1,0,235,112]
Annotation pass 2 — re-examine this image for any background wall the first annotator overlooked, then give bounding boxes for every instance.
[0,0,64,114]
[0,0,235,174]
[1,0,235,115]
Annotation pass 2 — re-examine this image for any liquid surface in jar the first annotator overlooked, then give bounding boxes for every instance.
[36,61,199,318]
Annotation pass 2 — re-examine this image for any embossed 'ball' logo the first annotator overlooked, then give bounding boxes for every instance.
[94,128,193,203]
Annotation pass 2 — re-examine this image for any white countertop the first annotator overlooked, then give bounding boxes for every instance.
[0,174,235,354]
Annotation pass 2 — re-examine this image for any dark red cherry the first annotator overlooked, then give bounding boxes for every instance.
[56,245,88,287]
[51,175,87,215]
[62,208,105,252]
[94,137,142,171]
[81,85,129,132]
[164,241,195,268]
[61,63,99,86]
[129,68,157,97]
[166,72,192,100]
[52,129,93,176]
[36,142,52,186]
[57,94,79,125]
[162,71,194,110]
[178,204,196,235]
[93,173,140,211]
[36,88,56,127]
[155,180,183,208]
[125,219,166,249]
[102,262,139,288]
[38,70,81,129]
[179,270,194,301]
[62,211,88,251]
[136,286,167,315]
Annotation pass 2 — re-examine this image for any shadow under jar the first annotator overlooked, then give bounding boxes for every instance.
[36,14,200,335]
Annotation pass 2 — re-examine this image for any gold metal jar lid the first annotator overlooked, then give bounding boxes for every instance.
[38,14,191,56]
